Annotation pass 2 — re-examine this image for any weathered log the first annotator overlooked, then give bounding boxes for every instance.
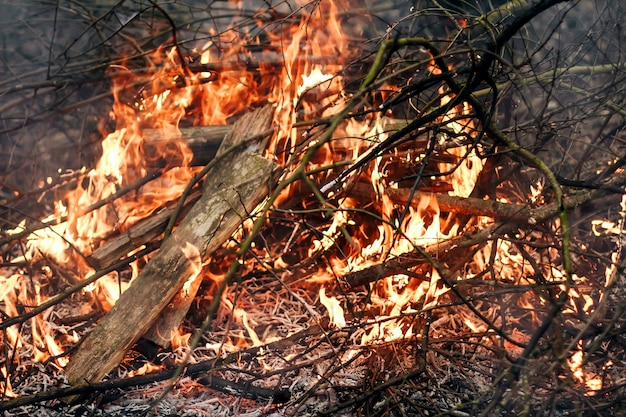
[144,107,280,347]
[143,125,230,166]
[143,106,277,347]
[64,106,278,394]
[142,118,422,167]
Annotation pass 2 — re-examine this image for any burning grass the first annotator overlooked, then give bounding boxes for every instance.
[1,0,626,415]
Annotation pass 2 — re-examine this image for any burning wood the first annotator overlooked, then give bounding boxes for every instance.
[64,105,278,394]
[142,125,229,167]
[87,191,201,269]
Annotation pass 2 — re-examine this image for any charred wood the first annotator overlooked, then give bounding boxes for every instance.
[142,125,229,167]
[347,182,532,222]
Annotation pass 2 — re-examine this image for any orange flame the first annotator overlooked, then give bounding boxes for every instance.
[568,341,603,395]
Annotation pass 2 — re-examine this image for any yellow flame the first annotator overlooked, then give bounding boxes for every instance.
[0,365,17,398]
[181,242,203,297]
[319,287,346,328]
[234,308,263,347]
[128,362,163,377]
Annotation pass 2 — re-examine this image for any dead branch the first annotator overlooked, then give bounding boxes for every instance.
[0,326,321,411]
[347,182,531,221]
[344,171,626,288]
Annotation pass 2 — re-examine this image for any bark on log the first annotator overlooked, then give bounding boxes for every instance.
[64,106,278,394]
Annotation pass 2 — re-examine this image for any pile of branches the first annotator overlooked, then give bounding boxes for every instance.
[1,0,626,416]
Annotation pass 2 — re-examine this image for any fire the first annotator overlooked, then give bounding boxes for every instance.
[181,242,203,298]
[128,362,163,377]
[300,63,485,343]
[568,341,603,395]
[1,0,615,409]
[234,308,263,347]
[0,366,16,399]
[2,8,278,375]
[319,287,346,328]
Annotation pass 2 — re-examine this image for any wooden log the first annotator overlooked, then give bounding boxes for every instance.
[142,125,230,167]
[64,106,278,393]
[143,106,277,347]
[141,117,422,167]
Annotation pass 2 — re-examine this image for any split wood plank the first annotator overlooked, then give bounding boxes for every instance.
[65,106,278,391]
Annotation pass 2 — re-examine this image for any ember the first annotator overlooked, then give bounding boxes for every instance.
[1,0,626,416]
